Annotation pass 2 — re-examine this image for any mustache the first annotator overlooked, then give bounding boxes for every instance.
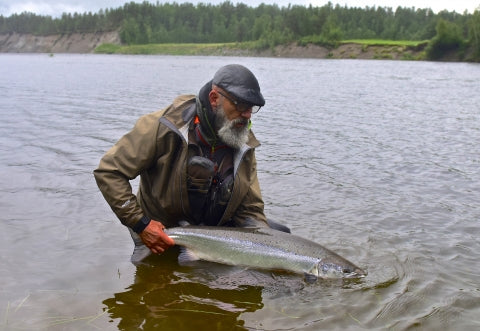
[230,117,249,126]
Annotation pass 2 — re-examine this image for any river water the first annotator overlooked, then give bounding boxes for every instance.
[0,54,479,330]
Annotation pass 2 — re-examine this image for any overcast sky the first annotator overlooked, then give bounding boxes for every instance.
[0,0,477,17]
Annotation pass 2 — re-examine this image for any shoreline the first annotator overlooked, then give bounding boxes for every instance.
[0,31,472,62]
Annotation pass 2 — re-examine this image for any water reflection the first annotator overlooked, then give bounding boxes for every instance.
[103,248,265,330]
[102,245,376,330]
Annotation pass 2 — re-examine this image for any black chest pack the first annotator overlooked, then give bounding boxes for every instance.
[186,125,234,225]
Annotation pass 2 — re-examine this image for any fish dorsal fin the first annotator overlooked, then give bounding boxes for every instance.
[178,247,200,265]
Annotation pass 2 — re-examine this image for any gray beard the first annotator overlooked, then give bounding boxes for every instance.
[215,105,250,149]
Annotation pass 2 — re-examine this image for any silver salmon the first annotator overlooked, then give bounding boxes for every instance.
[165,226,366,280]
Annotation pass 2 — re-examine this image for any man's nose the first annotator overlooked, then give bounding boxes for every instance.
[241,107,252,119]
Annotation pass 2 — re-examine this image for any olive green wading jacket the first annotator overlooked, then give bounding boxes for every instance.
[94,95,268,231]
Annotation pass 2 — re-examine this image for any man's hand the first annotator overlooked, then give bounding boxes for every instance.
[139,220,175,254]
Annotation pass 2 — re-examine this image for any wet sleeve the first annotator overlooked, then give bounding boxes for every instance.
[93,113,159,229]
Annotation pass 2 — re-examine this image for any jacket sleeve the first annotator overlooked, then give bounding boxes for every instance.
[93,113,160,231]
[231,151,268,228]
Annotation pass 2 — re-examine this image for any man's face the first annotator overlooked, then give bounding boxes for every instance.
[214,101,250,149]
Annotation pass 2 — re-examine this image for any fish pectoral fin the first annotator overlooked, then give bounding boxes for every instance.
[178,220,193,227]
[178,247,201,265]
[304,273,318,284]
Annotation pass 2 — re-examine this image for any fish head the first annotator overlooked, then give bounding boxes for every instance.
[316,261,367,279]
[341,265,367,279]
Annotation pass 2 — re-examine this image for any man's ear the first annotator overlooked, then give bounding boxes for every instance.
[209,89,220,109]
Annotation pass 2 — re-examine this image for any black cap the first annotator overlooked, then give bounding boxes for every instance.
[212,64,265,106]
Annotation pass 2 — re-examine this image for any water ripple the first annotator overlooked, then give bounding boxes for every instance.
[1,55,479,330]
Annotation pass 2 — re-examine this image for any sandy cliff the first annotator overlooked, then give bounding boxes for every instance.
[0,31,120,53]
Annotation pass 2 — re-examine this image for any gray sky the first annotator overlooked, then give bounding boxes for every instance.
[0,0,478,17]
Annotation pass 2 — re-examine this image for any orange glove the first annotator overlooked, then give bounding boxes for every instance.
[139,220,175,254]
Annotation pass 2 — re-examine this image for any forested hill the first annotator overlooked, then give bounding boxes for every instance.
[1,1,479,61]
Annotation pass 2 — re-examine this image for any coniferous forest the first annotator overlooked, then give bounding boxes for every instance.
[1,1,479,61]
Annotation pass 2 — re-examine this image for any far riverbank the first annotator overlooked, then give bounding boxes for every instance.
[0,31,474,62]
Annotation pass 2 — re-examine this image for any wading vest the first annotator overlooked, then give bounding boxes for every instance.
[186,123,234,225]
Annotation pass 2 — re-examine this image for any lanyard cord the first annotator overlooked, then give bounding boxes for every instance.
[199,107,219,151]
[194,117,227,157]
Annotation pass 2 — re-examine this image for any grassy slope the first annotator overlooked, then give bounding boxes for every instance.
[94,42,246,55]
[94,39,434,60]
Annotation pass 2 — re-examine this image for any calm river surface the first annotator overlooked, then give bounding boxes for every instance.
[1,54,479,330]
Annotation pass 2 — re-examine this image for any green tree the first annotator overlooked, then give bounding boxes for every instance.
[320,14,343,44]
[426,18,465,59]
[468,8,480,59]
[120,17,140,44]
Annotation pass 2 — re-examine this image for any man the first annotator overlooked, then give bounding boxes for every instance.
[94,64,287,264]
